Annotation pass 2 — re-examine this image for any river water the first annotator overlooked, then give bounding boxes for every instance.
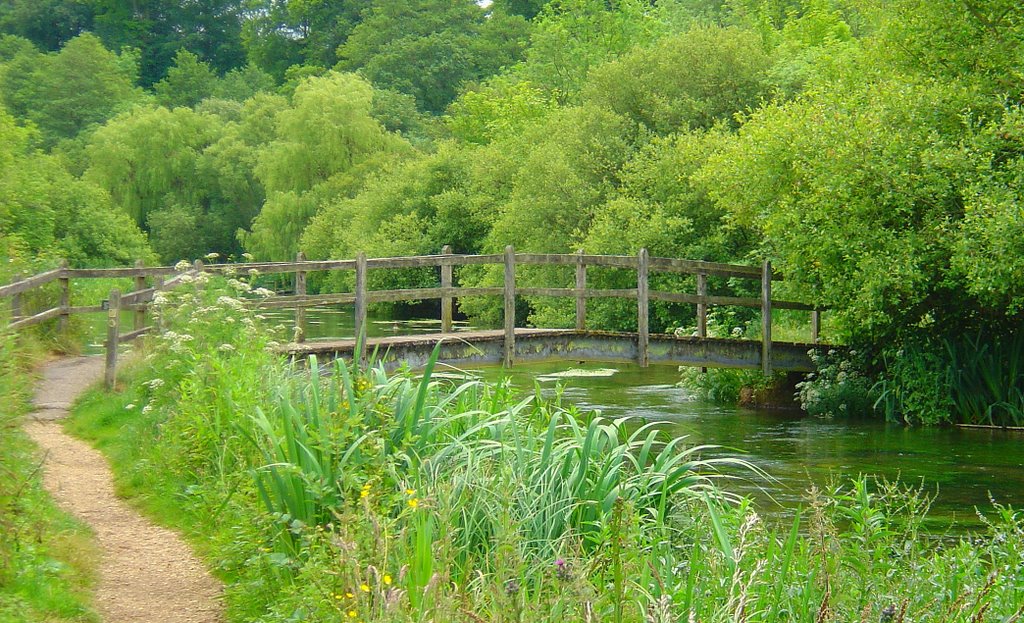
[253,309,1024,528]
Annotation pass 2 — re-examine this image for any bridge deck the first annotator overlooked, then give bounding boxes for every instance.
[285,329,822,372]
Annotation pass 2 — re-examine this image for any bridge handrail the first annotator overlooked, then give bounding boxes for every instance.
[2,247,824,387]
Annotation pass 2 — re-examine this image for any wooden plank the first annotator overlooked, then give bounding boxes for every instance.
[0,267,65,298]
[441,245,453,333]
[121,287,156,306]
[648,256,764,279]
[518,287,637,299]
[65,267,178,279]
[67,305,105,314]
[516,253,638,268]
[294,252,306,343]
[504,245,515,367]
[647,291,814,311]
[7,306,62,331]
[575,250,586,331]
[105,289,120,390]
[638,249,649,367]
[761,260,772,377]
[118,326,152,344]
[355,253,367,364]
[812,310,821,343]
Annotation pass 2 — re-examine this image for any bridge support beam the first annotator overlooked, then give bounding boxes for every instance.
[761,260,772,376]
[441,245,453,333]
[355,252,368,365]
[503,245,515,367]
[575,249,586,331]
[295,252,306,343]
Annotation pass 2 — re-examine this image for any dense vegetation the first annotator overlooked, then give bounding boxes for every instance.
[4,0,1024,424]
[68,278,1024,622]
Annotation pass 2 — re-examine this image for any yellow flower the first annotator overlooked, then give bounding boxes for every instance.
[334,594,343,600]
[360,489,369,498]
[360,583,370,593]
[345,592,354,599]
[383,574,392,585]
[348,610,357,618]
[405,488,416,496]
[408,498,419,509]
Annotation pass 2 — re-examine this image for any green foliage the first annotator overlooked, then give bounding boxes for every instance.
[336,0,531,115]
[796,348,878,418]
[584,26,771,134]
[1,33,143,145]
[67,290,1024,620]
[153,49,218,109]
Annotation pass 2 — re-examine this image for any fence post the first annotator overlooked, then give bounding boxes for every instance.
[503,245,515,367]
[105,289,121,390]
[295,252,307,343]
[637,248,649,368]
[811,310,820,344]
[575,249,586,331]
[441,245,453,333]
[58,260,70,335]
[761,260,773,377]
[355,252,368,366]
[133,260,146,344]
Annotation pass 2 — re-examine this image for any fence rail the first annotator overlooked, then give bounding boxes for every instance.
[1,247,824,389]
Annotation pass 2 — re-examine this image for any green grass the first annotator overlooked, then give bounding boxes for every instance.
[63,279,1024,622]
[0,330,98,623]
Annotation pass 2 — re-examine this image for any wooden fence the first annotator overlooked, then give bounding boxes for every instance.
[1,247,822,388]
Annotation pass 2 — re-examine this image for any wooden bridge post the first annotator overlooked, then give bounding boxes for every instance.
[294,252,307,343]
[637,248,649,368]
[697,271,708,373]
[58,260,70,335]
[133,260,146,345]
[441,245,453,333]
[575,249,586,331]
[105,289,121,390]
[811,310,820,343]
[355,252,368,365]
[503,245,515,367]
[761,260,772,376]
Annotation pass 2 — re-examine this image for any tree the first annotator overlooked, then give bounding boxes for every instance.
[11,34,143,145]
[245,72,413,260]
[0,0,94,51]
[91,0,247,85]
[154,49,218,109]
[336,0,531,114]
[583,27,771,134]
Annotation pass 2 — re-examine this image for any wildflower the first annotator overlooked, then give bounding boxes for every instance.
[125,403,136,410]
[360,583,370,593]
[408,498,419,509]
[554,558,571,582]
[242,252,254,261]
[504,579,520,597]
[345,592,354,599]
[360,483,371,499]
[253,287,275,297]
[174,260,190,272]
[218,344,236,352]
[142,405,153,415]
[880,605,896,623]
[405,488,416,496]
[348,610,357,618]
[204,252,220,260]
[146,378,165,389]
[383,574,392,585]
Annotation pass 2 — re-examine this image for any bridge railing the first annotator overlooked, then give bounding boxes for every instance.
[0,247,822,386]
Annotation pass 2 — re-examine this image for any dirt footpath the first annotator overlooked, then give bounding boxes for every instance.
[24,357,223,623]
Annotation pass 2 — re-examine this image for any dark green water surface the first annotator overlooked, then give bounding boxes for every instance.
[469,360,1024,529]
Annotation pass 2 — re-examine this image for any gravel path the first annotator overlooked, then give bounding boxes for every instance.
[24,357,223,623]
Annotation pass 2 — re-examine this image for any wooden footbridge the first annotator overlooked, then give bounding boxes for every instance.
[1,247,828,387]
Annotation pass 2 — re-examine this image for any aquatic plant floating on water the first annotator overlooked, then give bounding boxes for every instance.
[537,368,618,380]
